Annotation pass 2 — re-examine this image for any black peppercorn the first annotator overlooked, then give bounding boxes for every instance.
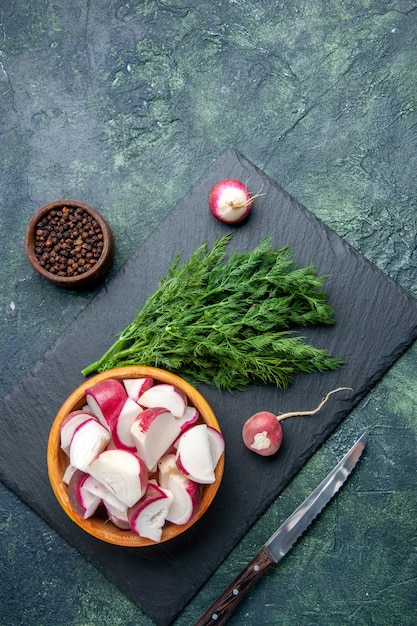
[33,206,104,277]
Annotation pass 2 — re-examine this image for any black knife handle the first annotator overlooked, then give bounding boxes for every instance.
[194,546,275,626]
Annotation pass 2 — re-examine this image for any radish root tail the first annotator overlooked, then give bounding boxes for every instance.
[231,187,265,210]
[276,387,353,422]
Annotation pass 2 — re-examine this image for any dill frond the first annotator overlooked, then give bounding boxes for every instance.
[82,235,342,391]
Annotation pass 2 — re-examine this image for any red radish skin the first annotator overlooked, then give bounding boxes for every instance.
[175,405,199,432]
[85,379,127,427]
[208,179,263,224]
[128,482,173,542]
[242,412,283,456]
[242,387,352,457]
[68,470,102,519]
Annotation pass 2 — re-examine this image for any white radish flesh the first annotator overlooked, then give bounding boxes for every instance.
[110,397,143,451]
[176,424,215,484]
[138,383,187,418]
[130,407,181,471]
[175,405,199,432]
[159,466,201,525]
[62,464,77,485]
[85,379,127,427]
[88,449,148,507]
[104,500,130,529]
[123,377,154,402]
[82,475,128,514]
[60,410,97,455]
[157,452,179,477]
[108,513,131,530]
[128,482,173,542]
[206,426,225,467]
[69,418,110,471]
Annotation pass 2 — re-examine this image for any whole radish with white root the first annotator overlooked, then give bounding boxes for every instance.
[242,387,352,457]
[208,179,264,224]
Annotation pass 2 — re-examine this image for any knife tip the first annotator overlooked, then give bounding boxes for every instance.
[358,430,369,447]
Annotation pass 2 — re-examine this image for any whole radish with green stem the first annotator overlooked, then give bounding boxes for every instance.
[242,387,352,457]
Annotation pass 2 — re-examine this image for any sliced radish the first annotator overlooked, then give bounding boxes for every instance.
[82,475,128,513]
[104,499,129,521]
[69,418,110,472]
[175,405,199,432]
[85,379,127,427]
[207,426,225,467]
[123,377,154,401]
[157,452,179,477]
[138,383,187,418]
[60,410,97,455]
[130,407,181,471]
[62,463,77,485]
[68,470,102,519]
[109,516,131,530]
[110,397,143,451]
[159,459,202,525]
[104,502,131,530]
[176,424,215,484]
[128,482,173,542]
[88,449,148,507]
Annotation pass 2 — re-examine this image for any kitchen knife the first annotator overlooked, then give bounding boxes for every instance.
[194,431,368,625]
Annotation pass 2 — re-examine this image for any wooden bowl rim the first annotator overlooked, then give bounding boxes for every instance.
[24,199,114,288]
[47,366,224,547]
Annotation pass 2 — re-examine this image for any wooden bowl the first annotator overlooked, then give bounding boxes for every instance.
[47,366,224,546]
[24,199,114,289]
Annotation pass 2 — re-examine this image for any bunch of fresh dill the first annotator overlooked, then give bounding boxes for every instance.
[82,235,342,391]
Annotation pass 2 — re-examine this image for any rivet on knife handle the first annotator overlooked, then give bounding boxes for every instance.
[194,431,368,626]
[194,545,275,625]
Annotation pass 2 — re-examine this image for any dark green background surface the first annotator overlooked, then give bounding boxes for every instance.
[1,1,416,625]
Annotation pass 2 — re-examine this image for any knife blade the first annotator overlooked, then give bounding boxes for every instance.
[194,431,368,626]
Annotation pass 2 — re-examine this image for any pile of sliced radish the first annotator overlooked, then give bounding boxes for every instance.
[60,377,224,543]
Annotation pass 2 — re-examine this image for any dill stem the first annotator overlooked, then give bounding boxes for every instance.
[81,337,127,376]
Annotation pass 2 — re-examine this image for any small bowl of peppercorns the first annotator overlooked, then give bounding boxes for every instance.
[24,199,115,289]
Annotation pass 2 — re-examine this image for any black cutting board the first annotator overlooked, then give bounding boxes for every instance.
[1,149,417,625]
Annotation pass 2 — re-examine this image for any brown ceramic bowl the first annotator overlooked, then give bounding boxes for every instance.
[24,199,114,289]
[47,366,224,546]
